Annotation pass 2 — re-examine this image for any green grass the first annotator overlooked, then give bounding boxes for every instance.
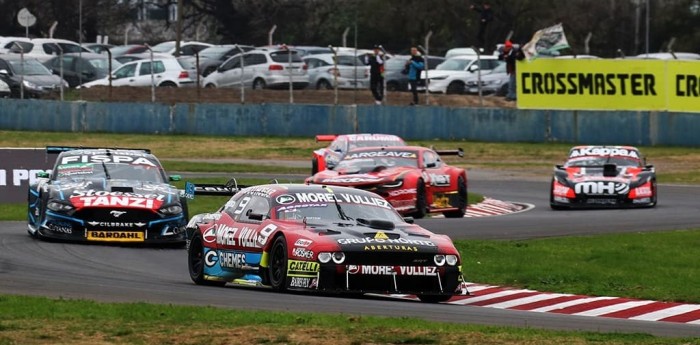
[0,295,694,344]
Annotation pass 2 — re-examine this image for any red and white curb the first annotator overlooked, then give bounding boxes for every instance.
[385,283,700,324]
[465,197,532,218]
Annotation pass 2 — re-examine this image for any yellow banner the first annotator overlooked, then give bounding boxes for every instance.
[86,231,145,242]
[667,61,700,113]
[516,59,699,113]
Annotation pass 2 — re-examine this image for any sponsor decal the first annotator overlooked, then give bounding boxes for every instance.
[337,237,436,247]
[569,147,640,159]
[634,186,652,197]
[374,231,389,240]
[219,251,246,269]
[321,177,383,184]
[291,247,314,259]
[294,239,313,247]
[202,226,217,243]
[56,163,93,177]
[184,182,196,200]
[215,224,239,246]
[553,184,570,197]
[429,173,450,187]
[574,181,629,195]
[60,154,157,167]
[204,249,218,267]
[110,210,127,218]
[86,221,145,227]
[287,260,319,273]
[47,222,72,234]
[293,193,391,209]
[86,231,144,242]
[289,277,317,288]
[347,265,438,276]
[345,151,417,160]
[276,194,296,205]
[346,134,400,142]
[388,188,416,197]
[432,195,451,208]
[247,186,276,197]
[70,195,163,210]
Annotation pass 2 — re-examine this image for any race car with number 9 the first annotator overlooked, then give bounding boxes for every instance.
[186,182,469,302]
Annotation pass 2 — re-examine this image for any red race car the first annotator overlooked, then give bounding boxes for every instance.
[311,133,406,174]
[306,146,467,218]
[550,145,657,209]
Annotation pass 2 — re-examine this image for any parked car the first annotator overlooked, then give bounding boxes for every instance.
[24,38,91,62]
[108,44,149,57]
[303,53,369,90]
[445,47,478,59]
[421,55,502,94]
[186,182,468,302]
[0,55,68,98]
[202,48,309,89]
[0,78,9,97]
[151,41,212,56]
[82,43,115,55]
[180,44,255,77]
[550,145,657,209]
[115,52,173,64]
[384,54,444,91]
[631,52,700,60]
[0,36,32,54]
[44,52,122,87]
[464,62,508,96]
[79,57,194,88]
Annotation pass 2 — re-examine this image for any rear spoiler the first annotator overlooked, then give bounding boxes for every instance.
[435,148,464,158]
[315,134,338,142]
[46,146,151,154]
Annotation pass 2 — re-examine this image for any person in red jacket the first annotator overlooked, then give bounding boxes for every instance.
[498,40,524,101]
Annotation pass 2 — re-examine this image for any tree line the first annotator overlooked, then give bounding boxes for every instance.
[0,0,698,57]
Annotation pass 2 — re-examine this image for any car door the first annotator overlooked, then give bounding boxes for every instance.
[243,53,266,87]
[111,63,138,86]
[217,55,242,88]
[135,60,167,86]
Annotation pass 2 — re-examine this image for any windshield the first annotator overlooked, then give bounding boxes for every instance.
[565,157,641,167]
[334,55,364,66]
[198,46,231,59]
[152,42,175,53]
[436,58,472,71]
[275,195,404,223]
[54,162,165,183]
[8,59,52,76]
[270,51,303,63]
[88,58,122,71]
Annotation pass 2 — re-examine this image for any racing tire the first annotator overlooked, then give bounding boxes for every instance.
[311,157,319,175]
[188,232,226,287]
[205,83,216,88]
[446,81,465,95]
[412,180,427,219]
[648,179,658,207]
[549,179,566,210]
[443,176,467,218]
[417,294,452,303]
[181,199,190,221]
[316,79,332,90]
[268,236,288,291]
[253,78,267,90]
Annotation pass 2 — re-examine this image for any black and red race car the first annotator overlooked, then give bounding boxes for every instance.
[305,146,467,218]
[311,133,406,174]
[550,145,657,209]
[186,182,469,302]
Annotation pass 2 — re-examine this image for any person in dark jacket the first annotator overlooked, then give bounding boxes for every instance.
[498,40,525,101]
[470,2,494,49]
[364,45,385,105]
[405,46,425,105]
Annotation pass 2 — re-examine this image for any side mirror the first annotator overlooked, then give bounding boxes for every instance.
[403,216,415,224]
[0,69,8,76]
[468,64,479,72]
[426,162,437,168]
[169,175,182,181]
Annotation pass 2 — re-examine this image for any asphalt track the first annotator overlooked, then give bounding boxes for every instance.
[1,174,699,337]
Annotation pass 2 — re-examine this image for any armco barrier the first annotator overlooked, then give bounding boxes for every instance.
[0,98,699,146]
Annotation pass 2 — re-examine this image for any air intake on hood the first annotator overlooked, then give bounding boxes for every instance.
[111,186,134,192]
[603,163,618,177]
[357,218,395,231]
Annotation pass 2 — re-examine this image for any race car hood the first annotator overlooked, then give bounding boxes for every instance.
[50,179,180,211]
[307,219,446,254]
[309,166,414,186]
[562,166,644,183]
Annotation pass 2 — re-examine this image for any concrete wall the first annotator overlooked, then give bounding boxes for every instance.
[1,99,698,146]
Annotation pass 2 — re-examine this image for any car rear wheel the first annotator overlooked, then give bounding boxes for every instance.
[446,81,465,95]
[417,294,452,303]
[649,179,658,207]
[205,83,216,88]
[188,231,226,286]
[412,180,427,219]
[159,81,177,88]
[443,176,467,218]
[268,236,288,291]
[253,78,267,90]
[316,79,332,90]
[549,179,566,210]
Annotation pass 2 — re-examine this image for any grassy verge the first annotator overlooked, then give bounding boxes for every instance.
[0,295,693,345]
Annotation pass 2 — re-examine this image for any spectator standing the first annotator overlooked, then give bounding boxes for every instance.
[470,2,494,49]
[405,46,425,106]
[364,45,385,105]
[498,40,525,101]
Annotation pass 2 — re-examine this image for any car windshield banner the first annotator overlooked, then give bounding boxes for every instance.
[0,148,53,203]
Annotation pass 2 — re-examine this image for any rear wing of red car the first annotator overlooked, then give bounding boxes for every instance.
[315,134,338,142]
[435,148,464,158]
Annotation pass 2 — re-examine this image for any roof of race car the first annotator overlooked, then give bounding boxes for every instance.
[338,133,405,142]
[567,145,641,160]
